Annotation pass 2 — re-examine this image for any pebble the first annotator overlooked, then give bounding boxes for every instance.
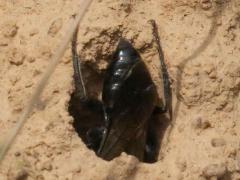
[14,169,28,180]
[176,159,187,172]
[191,116,211,130]
[46,151,53,158]
[3,21,18,37]
[15,151,21,157]
[76,166,82,173]
[211,138,226,147]
[9,75,20,85]
[0,38,9,46]
[202,163,227,178]
[27,56,36,63]
[41,161,53,171]
[48,18,63,37]
[33,69,42,77]
[25,81,33,88]
[29,28,39,36]
[200,0,212,10]
[8,48,25,65]
[201,121,211,129]
[36,175,45,180]
[192,116,202,129]
[178,124,185,133]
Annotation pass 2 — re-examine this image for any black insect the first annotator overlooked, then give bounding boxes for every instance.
[68,20,170,163]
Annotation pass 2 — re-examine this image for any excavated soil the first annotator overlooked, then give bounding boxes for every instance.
[1,0,240,179]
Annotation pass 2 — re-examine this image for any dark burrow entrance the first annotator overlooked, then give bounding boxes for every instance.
[68,64,171,163]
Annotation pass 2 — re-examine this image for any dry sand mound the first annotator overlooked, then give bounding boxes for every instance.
[0,0,240,179]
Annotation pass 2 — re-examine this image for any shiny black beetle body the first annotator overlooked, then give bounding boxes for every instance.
[98,39,158,161]
[69,20,169,163]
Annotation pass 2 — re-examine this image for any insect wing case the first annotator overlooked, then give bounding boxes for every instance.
[99,39,158,161]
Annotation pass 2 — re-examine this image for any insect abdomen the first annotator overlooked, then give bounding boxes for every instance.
[99,39,158,161]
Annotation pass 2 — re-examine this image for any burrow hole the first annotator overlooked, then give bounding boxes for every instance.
[68,60,170,164]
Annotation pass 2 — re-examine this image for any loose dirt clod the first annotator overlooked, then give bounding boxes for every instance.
[202,163,227,178]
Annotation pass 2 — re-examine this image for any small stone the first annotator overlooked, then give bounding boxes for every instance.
[9,75,20,85]
[176,159,187,172]
[41,161,53,171]
[68,118,74,125]
[192,116,202,129]
[226,147,237,159]
[56,149,63,155]
[209,70,217,79]
[40,45,52,57]
[48,18,63,37]
[200,0,212,10]
[203,63,216,77]
[25,81,33,88]
[27,56,35,63]
[33,69,41,77]
[8,48,25,65]
[211,138,226,147]
[29,28,39,36]
[15,169,28,180]
[178,124,185,133]
[24,149,32,156]
[3,21,18,37]
[76,166,81,173]
[46,151,53,158]
[201,121,211,129]
[32,150,40,159]
[36,175,45,180]
[192,116,211,130]
[15,151,21,156]
[67,125,74,132]
[202,163,227,178]
[62,56,71,64]
[0,38,9,46]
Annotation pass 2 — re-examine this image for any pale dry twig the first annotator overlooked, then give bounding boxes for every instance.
[0,0,93,164]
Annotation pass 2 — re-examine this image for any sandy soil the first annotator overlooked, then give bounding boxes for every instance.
[0,0,240,179]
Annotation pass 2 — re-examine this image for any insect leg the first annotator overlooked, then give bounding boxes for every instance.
[71,28,87,99]
[144,128,158,163]
[86,126,104,152]
[149,20,170,113]
[70,28,105,153]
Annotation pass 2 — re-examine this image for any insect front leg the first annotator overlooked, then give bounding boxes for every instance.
[150,20,170,114]
[143,20,172,163]
[69,28,105,153]
[71,28,87,100]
